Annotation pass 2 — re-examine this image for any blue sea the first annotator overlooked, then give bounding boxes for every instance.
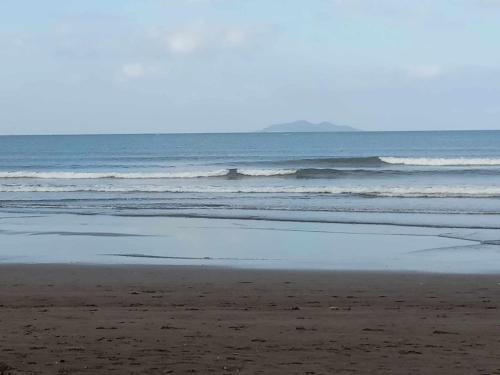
[1,131,500,271]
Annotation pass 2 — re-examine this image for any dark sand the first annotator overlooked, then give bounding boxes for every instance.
[0,265,499,374]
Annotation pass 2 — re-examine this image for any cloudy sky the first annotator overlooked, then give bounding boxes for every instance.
[1,0,500,134]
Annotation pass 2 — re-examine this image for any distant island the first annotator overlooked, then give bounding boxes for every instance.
[261,120,359,133]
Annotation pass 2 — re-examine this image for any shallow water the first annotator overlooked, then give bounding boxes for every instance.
[1,213,499,273]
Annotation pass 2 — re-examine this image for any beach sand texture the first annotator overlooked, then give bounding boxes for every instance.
[0,265,499,374]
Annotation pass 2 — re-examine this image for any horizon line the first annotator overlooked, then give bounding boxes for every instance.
[0,129,498,137]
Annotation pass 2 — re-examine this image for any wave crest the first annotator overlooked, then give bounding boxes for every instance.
[0,169,298,179]
[2,184,500,197]
[0,170,229,179]
[381,157,500,166]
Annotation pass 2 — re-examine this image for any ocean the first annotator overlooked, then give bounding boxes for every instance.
[1,130,500,271]
[1,130,500,228]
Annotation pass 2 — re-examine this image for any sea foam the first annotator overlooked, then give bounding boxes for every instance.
[381,157,500,166]
[0,169,296,179]
[2,184,500,197]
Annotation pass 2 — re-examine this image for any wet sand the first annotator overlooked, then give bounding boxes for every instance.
[0,265,499,374]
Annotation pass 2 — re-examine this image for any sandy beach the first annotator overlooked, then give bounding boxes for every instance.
[3,1,500,374]
[0,265,498,374]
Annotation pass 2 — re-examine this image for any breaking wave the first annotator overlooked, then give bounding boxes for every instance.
[0,169,299,179]
[260,156,500,167]
[0,170,230,179]
[2,184,500,197]
[1,165,499,180]
[274,156,386,167]
[380,157,500,166]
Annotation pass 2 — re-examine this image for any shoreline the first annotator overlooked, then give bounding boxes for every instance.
[0,264,498,374]
[2,262,500,275]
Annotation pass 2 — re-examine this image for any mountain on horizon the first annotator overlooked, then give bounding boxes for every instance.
[261,120,359,133]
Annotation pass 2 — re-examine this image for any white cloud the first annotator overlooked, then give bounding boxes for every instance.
[122,63,146,78]
[165,31,202,55]
[118,63,156,81]
[406,65,442,79]
[222,28,249,47]
[150,26,253,56]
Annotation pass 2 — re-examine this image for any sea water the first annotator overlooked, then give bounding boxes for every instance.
[1,131,500,228]
[1,131,500,271]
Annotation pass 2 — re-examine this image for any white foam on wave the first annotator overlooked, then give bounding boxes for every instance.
[2,184,500,197]
[0,170,229,179]
[0,169,298,179]
[381,157,500,166]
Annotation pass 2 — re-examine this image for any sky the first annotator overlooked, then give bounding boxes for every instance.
[1,0,500,134]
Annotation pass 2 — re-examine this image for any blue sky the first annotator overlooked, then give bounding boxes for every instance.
[1,0,500,134]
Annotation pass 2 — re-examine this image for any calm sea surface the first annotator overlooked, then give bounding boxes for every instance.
[1,130,500,229]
